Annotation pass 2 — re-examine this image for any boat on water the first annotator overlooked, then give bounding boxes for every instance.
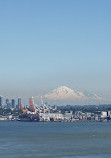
[18,113,40,122]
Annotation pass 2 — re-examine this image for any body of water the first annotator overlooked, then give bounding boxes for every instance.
[0,121,111,158]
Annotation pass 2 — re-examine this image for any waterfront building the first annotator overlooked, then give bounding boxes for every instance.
[40,113,64,122]
[101,111,107,118]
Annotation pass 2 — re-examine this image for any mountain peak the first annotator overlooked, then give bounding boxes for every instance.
[44,86,85,100]
[56,86,71,90]
[43,86,103,101]
[54,86,73,93]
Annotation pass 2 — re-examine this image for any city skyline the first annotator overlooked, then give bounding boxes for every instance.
[0,85,110,106]
[0,0,111,102]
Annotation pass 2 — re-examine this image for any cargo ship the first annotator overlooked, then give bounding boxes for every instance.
[18,113,40,122]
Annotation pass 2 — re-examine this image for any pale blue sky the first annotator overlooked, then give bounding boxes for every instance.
[0,0,111,100]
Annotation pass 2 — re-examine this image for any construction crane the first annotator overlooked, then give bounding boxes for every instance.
[29,97,35,112]
[20,102,28,114]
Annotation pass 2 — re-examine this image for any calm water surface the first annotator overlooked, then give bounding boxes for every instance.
[0,121,111,158]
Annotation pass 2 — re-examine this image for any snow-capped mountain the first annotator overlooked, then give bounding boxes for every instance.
[44,86,102,100]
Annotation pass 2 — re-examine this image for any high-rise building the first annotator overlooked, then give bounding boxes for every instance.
[0,96,3,108]
[6,99,9,108]
[18,98,21,109]
[12,99,15,108]
[7,103,12,109]
[6,99,9,105]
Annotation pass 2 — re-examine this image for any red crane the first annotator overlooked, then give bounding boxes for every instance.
[20,102,27,114]
[29,97,35,112]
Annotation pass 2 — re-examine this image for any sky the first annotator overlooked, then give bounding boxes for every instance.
[0,0,111,102]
